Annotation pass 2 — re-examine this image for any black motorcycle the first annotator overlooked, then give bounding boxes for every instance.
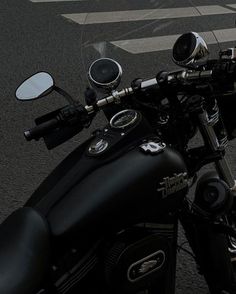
[2,32,236,294]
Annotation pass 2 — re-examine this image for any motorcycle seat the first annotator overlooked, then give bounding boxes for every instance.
[0,207,50,294]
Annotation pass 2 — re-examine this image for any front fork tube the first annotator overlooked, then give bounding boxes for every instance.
[198,108,236,251]
[198,110,236,190]
[180,107,236,292]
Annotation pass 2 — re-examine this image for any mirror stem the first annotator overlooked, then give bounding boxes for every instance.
[54,86,76,105]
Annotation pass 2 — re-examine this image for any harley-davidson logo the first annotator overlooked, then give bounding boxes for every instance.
[139,260,158,274]
[140,141,166,154]
[127,250,165,282]
[157,172,188,198]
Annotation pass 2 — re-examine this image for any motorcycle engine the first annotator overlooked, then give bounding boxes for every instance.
[103,225,175,294]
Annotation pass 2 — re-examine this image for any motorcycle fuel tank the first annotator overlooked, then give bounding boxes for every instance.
[27,111,188,242]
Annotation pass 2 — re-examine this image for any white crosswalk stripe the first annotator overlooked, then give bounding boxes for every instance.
[227,4,236,9]
[30,1,236,55]
[110,28,236,54]
[30,0,85,3]
[62,5,234,25]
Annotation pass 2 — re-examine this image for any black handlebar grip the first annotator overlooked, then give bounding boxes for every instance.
[24,118,59,141]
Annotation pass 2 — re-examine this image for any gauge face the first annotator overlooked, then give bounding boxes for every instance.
[110,109,138,129]
[172,32,209,67]
[88,58,122,92]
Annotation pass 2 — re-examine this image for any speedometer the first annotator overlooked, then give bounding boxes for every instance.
[110,109,139,129]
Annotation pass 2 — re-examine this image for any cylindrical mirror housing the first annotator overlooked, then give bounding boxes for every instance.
[88,58,122,93]
[172,32,209,68]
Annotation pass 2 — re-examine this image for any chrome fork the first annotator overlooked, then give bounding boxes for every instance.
[198,104,236,254]
[198,107,236,190]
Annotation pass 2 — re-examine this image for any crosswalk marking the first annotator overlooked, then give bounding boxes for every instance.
[110,28,236,54]
[62,5,234,25]
[30,0,85,3]
[227,4,236,9]
[29,0,236,56]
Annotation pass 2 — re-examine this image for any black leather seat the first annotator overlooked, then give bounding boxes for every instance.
[0,207,50,294]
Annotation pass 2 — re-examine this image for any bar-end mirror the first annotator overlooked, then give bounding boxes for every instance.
[16,72,55,101]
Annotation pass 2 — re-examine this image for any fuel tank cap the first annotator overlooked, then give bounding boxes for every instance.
[88,138,109,155]
[110,109,139,129]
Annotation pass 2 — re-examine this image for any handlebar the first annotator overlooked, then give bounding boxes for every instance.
[24,118,60,141]
[84,69,214,114]
[86,60,236,113]
[24,59,236,142]
[24,103,87,141]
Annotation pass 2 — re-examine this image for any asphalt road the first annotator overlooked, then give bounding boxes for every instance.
[1,0,236,293]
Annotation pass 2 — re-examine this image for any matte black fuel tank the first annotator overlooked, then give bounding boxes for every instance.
[27,113,188,241]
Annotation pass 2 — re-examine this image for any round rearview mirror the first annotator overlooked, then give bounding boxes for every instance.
[15,72,54,101]
[172,32,209,68]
